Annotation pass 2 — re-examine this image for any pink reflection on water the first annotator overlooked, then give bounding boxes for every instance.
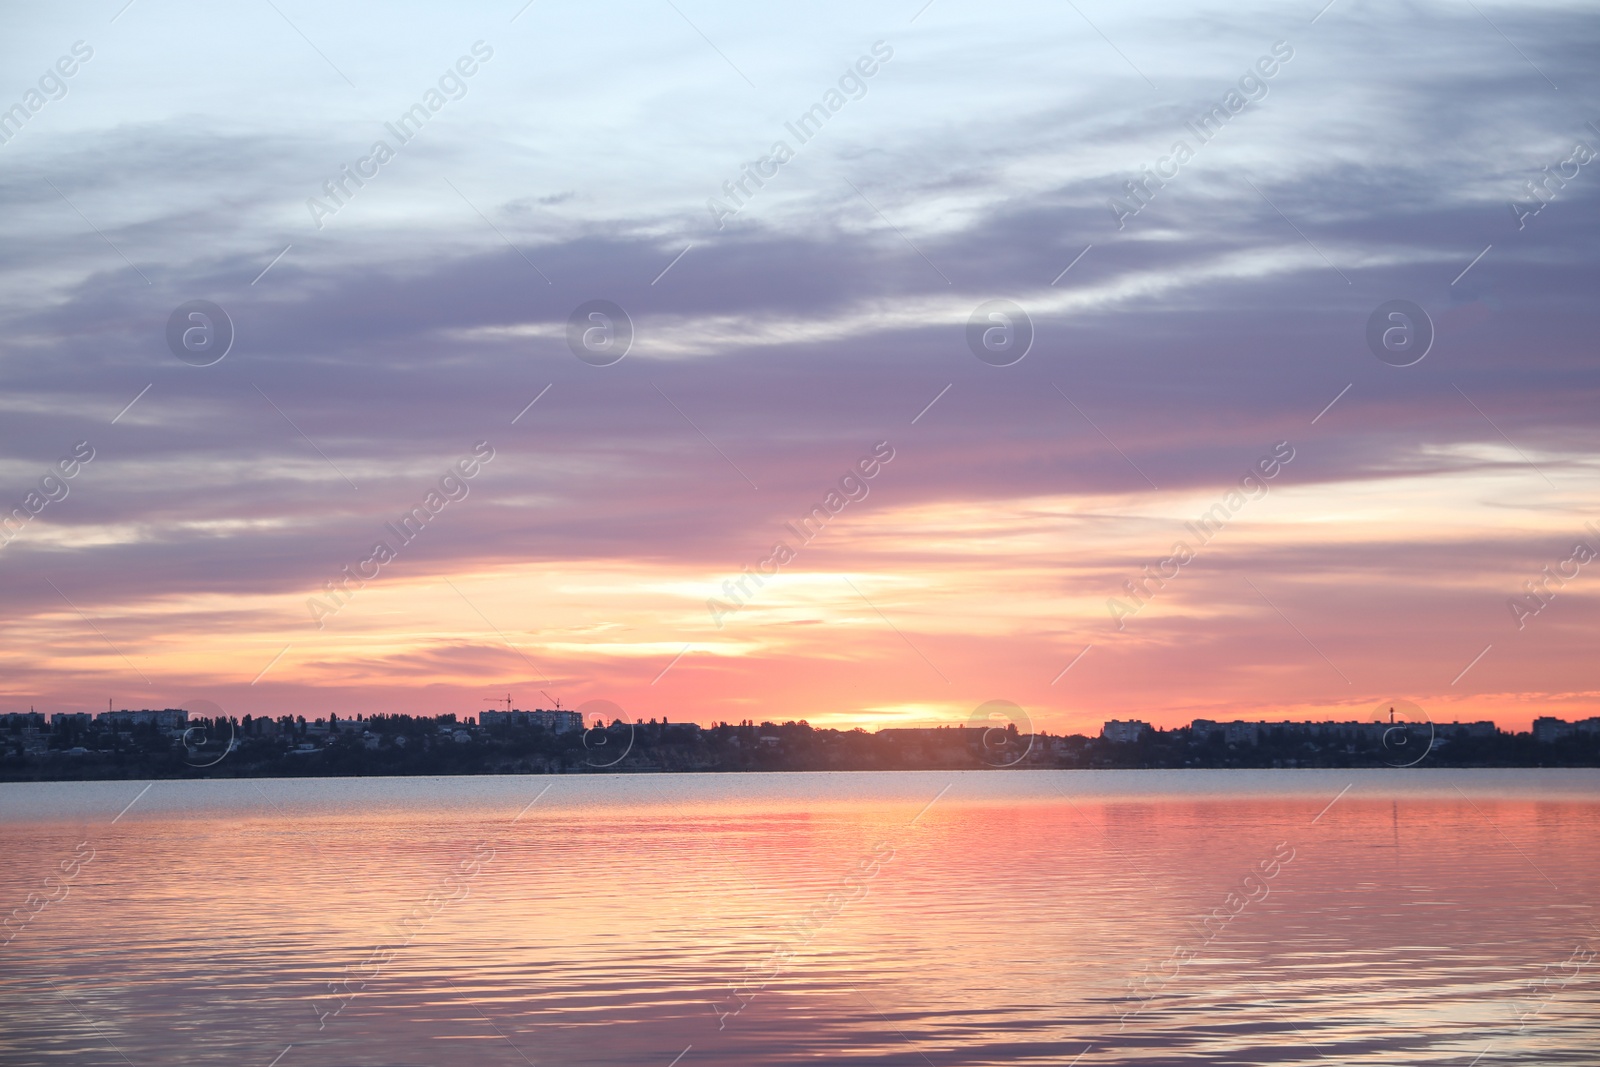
[1,771,1597,1066]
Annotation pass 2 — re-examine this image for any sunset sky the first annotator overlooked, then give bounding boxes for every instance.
[1,0,1596,734]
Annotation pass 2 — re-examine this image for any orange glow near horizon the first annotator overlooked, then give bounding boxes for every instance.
[6,458,1595,737]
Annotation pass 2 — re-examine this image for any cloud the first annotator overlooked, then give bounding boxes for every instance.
[1,0,1597,728]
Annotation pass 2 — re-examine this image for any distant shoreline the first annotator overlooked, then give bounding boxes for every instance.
[6,713,1596,783]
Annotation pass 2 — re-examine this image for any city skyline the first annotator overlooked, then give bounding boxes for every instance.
[6,701,1597,741]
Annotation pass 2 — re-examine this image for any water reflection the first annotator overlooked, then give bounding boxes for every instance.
[1,770,1596,1065]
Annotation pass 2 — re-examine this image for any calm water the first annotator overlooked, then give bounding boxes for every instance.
[2,770,1597,1066]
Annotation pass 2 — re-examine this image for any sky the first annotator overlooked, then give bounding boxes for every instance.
[1,0,1597,735]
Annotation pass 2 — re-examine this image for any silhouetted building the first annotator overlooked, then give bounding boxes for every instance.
[480,709,584,733]
[1102,720,1149,743]
[99,708,187,730]
[1533,716,1600,742]
[1189,718,1451,745]
[1440,721,1497,739]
